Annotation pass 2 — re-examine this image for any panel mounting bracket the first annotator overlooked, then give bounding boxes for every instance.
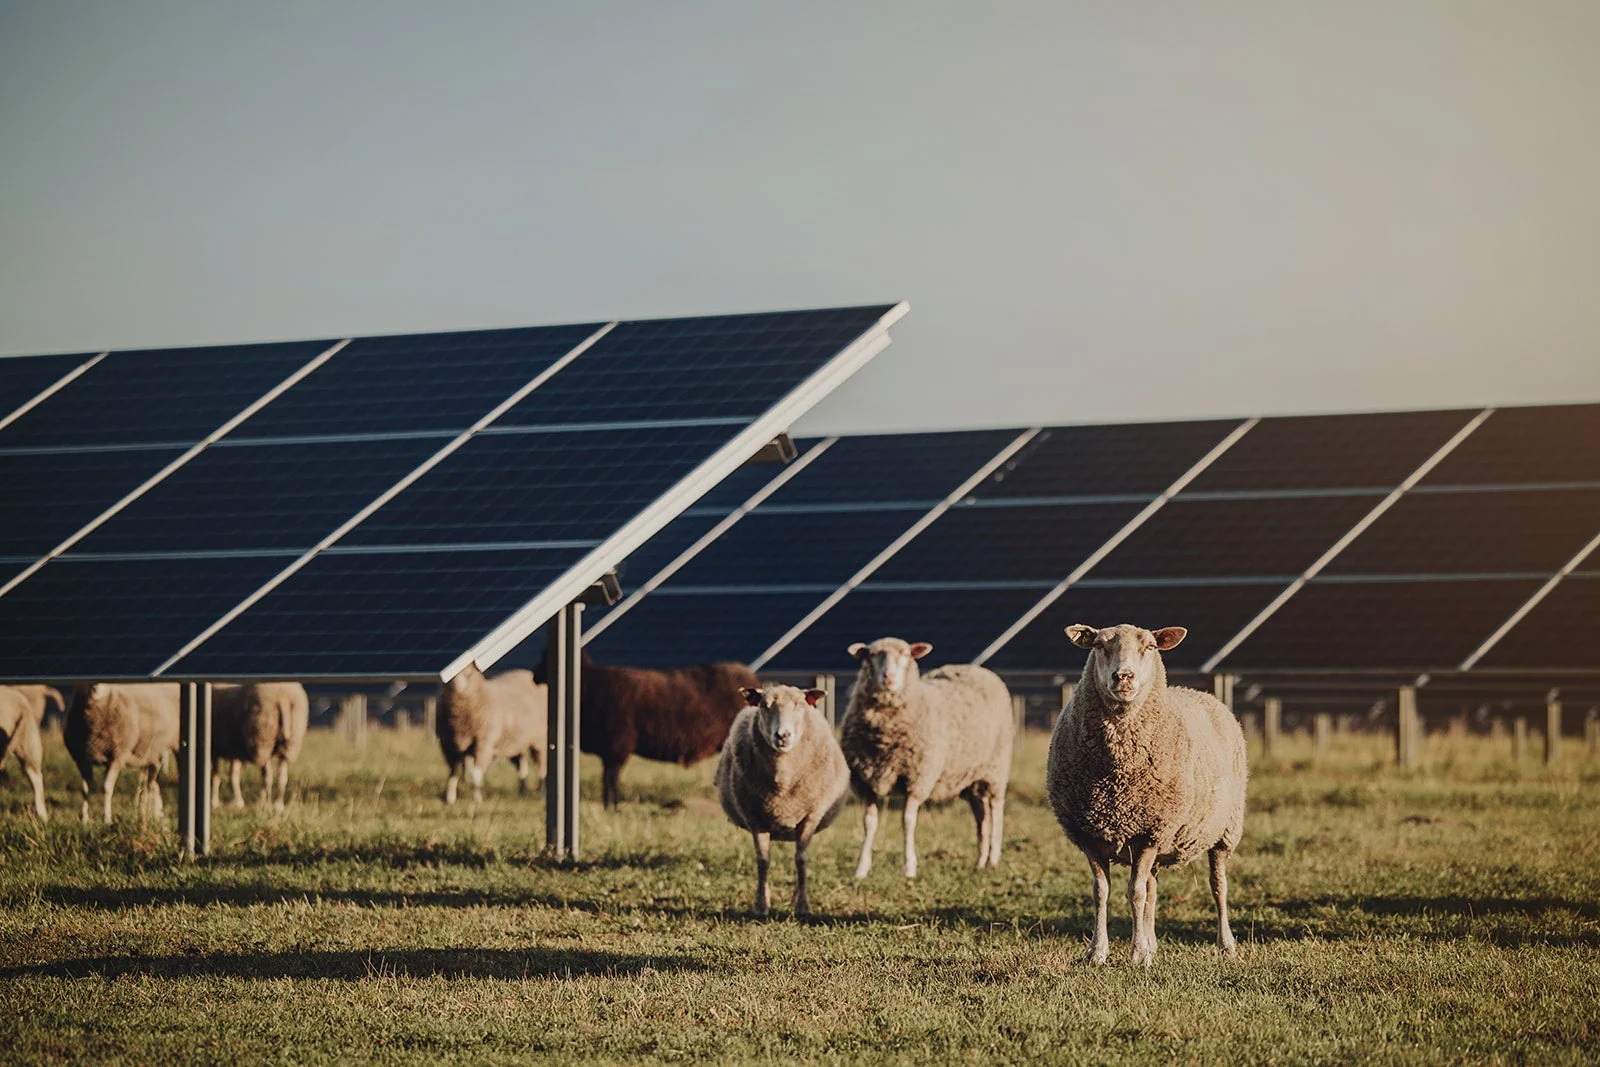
[581,569,622,606]
[746,433,798,465]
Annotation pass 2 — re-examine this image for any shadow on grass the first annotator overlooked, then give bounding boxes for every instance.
[223,842,689,873]
[0,946,704,981]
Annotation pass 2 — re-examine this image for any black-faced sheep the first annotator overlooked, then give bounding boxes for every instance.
[1046,624,1248,967]
[715,684,850,917]
[840,638,1014,879]
[209,682,310,812]
[0,686,49,819]
[537,652,759,808]
[65,683,181,824]
[436,665,547,804]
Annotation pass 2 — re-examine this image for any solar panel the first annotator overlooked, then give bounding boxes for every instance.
[584,590,827,670]
[1184,410,1473,492]
[985,582,1286,672]
[1423,404,1600,486]
[1092,495,1382,579]
[229,324,600,439]
[0,353,92,419]
[1325,488,1600,576]
[971,420,1239,500]
[663,509,924,587]
[765,429,1021,506]
[871,503,1143,584]
[0,447,186,558]
[1477,575,1600,669]
[1224,578,1544,670]
[0,341,332,448]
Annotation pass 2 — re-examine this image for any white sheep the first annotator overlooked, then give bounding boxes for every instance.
[840,638,1015,879]
[209,682,310,812]
[437,665,547,804]
[1046,623,1248,967]
[714,683,850,917]
[0,685,50,819]
[65,683,181,824]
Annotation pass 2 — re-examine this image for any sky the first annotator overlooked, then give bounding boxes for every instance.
[1,2,1597,435]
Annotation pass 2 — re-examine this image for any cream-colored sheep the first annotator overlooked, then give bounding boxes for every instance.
[715,684,850,917]
[1046,623,1247,967]
[840,638,1014,879]
[65,683,181,824]
[0,686,49,819]
[209,682,310,812]
[437,666,547,804]
[9,684,65,726]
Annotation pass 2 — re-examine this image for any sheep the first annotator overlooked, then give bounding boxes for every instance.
[537,652,759,808]
[209,682,310,812]
[64,683,181,824]
[436,665,547,804]
[840,638,1015,879]
[0,686,49,819]
[9,684,66,727]
[714,684,850,917]
[1045,623,1248,967]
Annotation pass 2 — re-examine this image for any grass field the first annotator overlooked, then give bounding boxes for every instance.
[2,723,1598,1064]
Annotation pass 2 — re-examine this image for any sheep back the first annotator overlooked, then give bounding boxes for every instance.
[207,683,309,766]
[65,684,180,771]
[0,687,42,768]
[580,658,758,768]
[438,669,547,768]
[715,705,849,842]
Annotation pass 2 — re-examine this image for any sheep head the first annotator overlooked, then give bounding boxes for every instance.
[847,637,931,696]
[741,684,825,754]
[1066,623,1186,709]
[446,665,484,695]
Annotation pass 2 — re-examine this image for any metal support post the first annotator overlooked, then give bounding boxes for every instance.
[1546,698,1562,767]
[545,601,584,860]
[1396,685,1419,768]
[814,674,837,727]
[1211,673,1235,711]
[1513,716,1527,762]
[177,682,214,859]
[1314,712,1332,759]
[1263,697,1282,760]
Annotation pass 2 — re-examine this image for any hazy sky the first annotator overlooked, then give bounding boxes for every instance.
[2,3,1596,434]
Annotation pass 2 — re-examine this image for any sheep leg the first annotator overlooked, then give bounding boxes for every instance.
[902,796,921,879]
[602,763,621,809]
[751,831,771,918]
[257,759,272,808]
[1209,847,1238,958]
[1142,870,1160,963]
[1084,853,1111,965]
[468,755,486,805]
[144,765,163,820]
[987,794,1006,869]
[274,760,289,812]
[966,791,990,870]
[101,761,123,825]
[854,800,879,880]
[793,822,814,918]
[210,764,222,810]
[444,760,461,805]
[78,764,94,823]
[513,753,530,795]
[24,762,48,821]
[235,761,249,809]
[19,728,47,820]
[1127,846,1158,967]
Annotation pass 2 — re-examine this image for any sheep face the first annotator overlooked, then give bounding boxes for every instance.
[846,638,932,695]
[446,666,484,696]
[1066,624,1187,707]
[741,685,825,754]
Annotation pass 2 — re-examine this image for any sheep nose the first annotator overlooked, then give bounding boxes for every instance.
[1115,669,1135,682]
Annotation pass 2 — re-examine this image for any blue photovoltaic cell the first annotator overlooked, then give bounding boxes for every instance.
[986,582,1286,672]
[230,323,602,439]
[497,306,894,426]
[1092,495,1381,579]
[766,587,1047,672]
[1226,578,1543,670]
[871,503,1144,584]
[0,447,186,557]
[71,437,445,555]
[1183,410,1473,492]
[686,441,821,513]
[584,591,824,669]
[0,353,91,420]
[172,545,597,677]
[1480,575,1600,669]
[0,340,334,448]
[0,555,289,678]
[763,429,1020,506]
[972,420,1241,501]
[664,509,919,588]
[609,512,726,589]
[342,423,737,546]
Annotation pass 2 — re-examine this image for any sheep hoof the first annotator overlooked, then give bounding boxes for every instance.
[1218,941,1238,959]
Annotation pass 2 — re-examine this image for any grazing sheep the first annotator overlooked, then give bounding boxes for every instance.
[9,684,66,727]
[715,684,850,917]
[537,652,759,808]
[840,638,1015,879]
[0,686,49,819]
[65,683,180,824]
[436,666,547,804]
[1046,623,1248,967]
[209,682,310,812]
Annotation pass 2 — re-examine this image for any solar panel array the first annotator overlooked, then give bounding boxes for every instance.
[584,404,1600,676]
[0,304,905,681]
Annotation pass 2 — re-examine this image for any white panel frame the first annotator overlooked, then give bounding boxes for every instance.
[1459,526,1600,670]
[0,352,108,435]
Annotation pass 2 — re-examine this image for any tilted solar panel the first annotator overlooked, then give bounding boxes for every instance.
[765,429,1022,507]
[0,352,93,420]
[584,590,826,671]
[1423,404,1600,486]
[971,420,1239,500]
[1477,574,1600,669]
[870,503,1143,584]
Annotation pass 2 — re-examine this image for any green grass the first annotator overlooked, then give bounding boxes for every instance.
[2,725,1598,1064]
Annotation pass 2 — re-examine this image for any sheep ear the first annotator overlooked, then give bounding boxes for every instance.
[1152,627,1187,651]
[847,643,868,660]
[1065,624,1098,649]
[740,687,763,706]
[908,642,933,659]
[803,688,825,707]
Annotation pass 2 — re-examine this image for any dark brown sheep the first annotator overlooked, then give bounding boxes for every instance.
[538,652,759,808]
